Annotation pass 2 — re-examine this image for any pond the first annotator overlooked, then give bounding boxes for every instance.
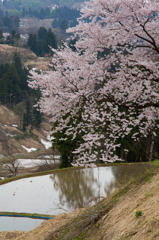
[0,164,153,231]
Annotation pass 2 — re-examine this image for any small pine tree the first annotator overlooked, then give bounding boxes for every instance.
[0,75,8,104]
[33,107,43,128]
[45,29,57,54]
[22,101,32,131]
[22,112,27,131]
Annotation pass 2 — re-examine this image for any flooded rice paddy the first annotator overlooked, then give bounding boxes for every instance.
[0,216,45,232]
[0,164,152,231]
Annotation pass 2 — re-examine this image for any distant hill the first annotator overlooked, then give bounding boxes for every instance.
[1,0,84,9]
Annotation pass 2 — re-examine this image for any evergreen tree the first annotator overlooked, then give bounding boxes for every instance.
[22,112,27,131]
[0,30,3,39]
[0,74,8,104]
[13,53,23,75]
[60,20,68,32]
[27,34,38,55]
[13,53,29,93]
[20,67,29,92]
[11,30,20,46]
[38,27,47,40]
[6,64,22,104]
[33,107,43,128]
[45,28,57,54]
[0,64,9,78]
[27,27,58,56]
[22,101,32,131]
[0,65,22,105]
[25,100,32,126]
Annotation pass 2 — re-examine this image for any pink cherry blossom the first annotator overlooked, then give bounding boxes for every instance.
[30,0,159,165]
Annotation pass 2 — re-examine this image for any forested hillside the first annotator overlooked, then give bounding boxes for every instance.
[0,11,19,32]
[0,53,43,130]
[27,27,57,56]
[0,44,51,132]
[0,0,82,46]
[0,45,53,159]
[0,0,84,10]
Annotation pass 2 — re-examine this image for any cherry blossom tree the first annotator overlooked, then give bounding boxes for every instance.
[30,0,159,165]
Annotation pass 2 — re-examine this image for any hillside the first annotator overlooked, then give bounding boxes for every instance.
[0,44,51,71]
[0,167,159,240]
[0,104,53,161]
[0,44,57,176]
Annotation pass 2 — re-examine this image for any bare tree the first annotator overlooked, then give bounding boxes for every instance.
[3,155,20,177]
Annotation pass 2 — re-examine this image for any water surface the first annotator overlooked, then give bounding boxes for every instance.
[0,164,151,216]
[0,216,45,231]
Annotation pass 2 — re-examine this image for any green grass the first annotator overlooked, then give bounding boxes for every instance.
[0,211,53,219]
[149,160,159,166]
[74,232,86,240]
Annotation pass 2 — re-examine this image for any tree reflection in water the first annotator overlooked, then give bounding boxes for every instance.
[49,165,153,211]
[49,167,116,210]
[111,164,152,186]
[50,169,97,209]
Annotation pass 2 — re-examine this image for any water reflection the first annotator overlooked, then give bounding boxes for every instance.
[0,216,45,232]
[50,164,152,209]
[111,164,151,185]
[50,169,100,209]
[0,164,153,217]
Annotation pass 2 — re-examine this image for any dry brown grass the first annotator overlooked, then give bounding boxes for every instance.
[0,104,53,163]
[0,44,37,65]
[0,44,51,70]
